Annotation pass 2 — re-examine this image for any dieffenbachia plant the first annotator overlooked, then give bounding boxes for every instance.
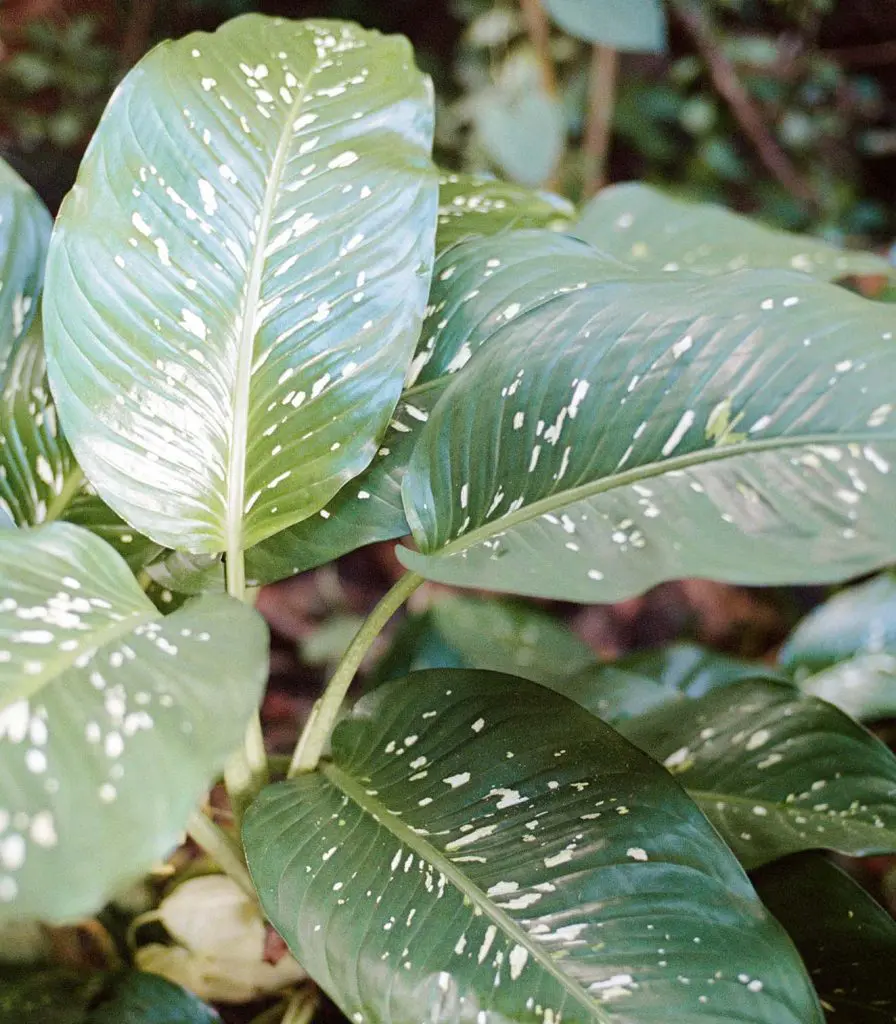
[2,11,896,1023]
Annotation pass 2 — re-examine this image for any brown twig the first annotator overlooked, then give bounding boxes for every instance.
[671,0,816,206]
[118,0,159,79]
[582,44,618,197]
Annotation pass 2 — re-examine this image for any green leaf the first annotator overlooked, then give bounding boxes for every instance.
[62,490,166,576]
[798,655,896,723]
[436,172,574,253]
[245,670,822,1024]
[780,573,896,675]
[44,15,438,555]
[399,267,896,602]
[542,0,666,52]
[0,522,268,922]
[87,971,221,1024]
[473,87,565,188]
[144,550,224,596]
[427,594,595,684]
[617,679,896,868]
[560,643,786,724]
[574,183,894,281]
[753,854,896,1023]
[243,228,613,583]
[0,158,52,370]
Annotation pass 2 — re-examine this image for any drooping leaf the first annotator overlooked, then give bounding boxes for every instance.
[617,679,896,868]
[436,172,574,253]
[243,228,617,583]
[560,643,786,724]
[0,158,52,371]
[753,853,896,1023]
[0,523,268,922]
[780,573,896,675]
[44,15,438,555]
[574,183,894,281]
[399,268,896,601]
[542,0,666,52]
[245,670,822,1024]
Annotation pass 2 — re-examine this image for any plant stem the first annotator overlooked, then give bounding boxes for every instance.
[187,809,255,898]
[281,987,318,1024]
[289,571,423,777]
[520,0,558,96]
[582,44,618,198]
[224,549,269,824]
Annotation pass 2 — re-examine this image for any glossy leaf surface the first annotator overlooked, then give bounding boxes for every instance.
[618,679,896,868]
[245,670,821,1024]
[0,523,268,922]
[542,0,666,51]
[44,15,438,554]
[0,158,52,370]
[400,269,896,601]
[753,854,896,1023]
[436,173,573,253]
[574,183,894,281]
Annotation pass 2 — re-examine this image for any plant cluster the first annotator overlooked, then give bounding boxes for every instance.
[1,11,896,1023]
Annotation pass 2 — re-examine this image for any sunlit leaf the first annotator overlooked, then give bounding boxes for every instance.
[400,262,896,601]
[245,670,821,1023]
[44,15,438,555]
[575,183,894,281]
[0,523,268,922]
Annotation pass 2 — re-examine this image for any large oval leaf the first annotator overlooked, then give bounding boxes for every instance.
[542,0,666,52]
[616,679,896,868]
[244,228,616,583]
[574,183,894,281]
[0,523,268,922]
[245,670,822,1024]
[44,15,438,555]
[400,269,896,601]
[753,853,896,1023]
[0,158,52,371]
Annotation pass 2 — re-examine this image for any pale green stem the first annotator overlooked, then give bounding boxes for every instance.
[45,466,85,523]
[281,986,318,1024]
[289,571,423,776]
[186,809,255,898]
[224,548,269,823]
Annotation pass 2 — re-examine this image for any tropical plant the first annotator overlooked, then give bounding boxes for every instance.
[2,10,896,1023]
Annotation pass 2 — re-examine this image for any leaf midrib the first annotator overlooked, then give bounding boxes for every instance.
[322,758,611,1024]
[225,63,316,563]
[417,429,896,557]
[2,604,159,707]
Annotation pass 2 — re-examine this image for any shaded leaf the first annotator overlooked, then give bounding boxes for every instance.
[574,183,894,281]
[144,550,224,596]
[0,966,99,1024]
[245,670,822,1024]
[0,158,52,371]
[62,491,166,576]
[753,853,896,1023]
[780,573,896,674]
[473,87,565,188]
[44,15,438,554]
[87,972,221,1024]
[617,679,896,868]
[543,0,666,51]
[436,172,574,253]
[561,643,786,724]
[0,523,268,922]
[400,267,896,601]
